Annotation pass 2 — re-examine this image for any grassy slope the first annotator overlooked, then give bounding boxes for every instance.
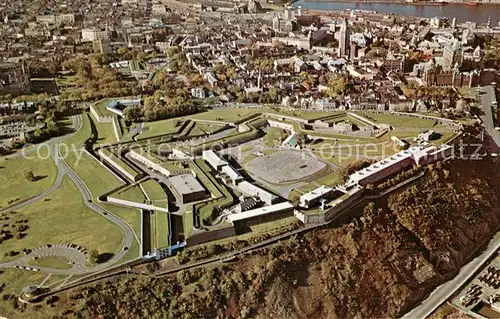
[359,112,441,128]
[190,108,259,122]
[0,176,123,262]
[0,154,57,207]
[140,118,182,139]
[156,212,170,248]
[90,113,117,146]
[141,179,167,201]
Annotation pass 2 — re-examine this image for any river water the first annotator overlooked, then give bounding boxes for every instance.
[294,0,500,24]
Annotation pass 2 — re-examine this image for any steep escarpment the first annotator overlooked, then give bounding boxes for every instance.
[388,159,500,274]
[4,158,499,319]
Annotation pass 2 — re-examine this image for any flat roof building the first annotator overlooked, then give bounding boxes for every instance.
[203,150,228,171]
[227,202,294,227]
[346,145,452,188]
[170,173,207,203]
[236,181,279,205]
[220,165,244,185]
[346,148,416,187]
[299,185,335,209]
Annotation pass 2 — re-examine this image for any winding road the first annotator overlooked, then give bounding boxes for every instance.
[0,114,137,276]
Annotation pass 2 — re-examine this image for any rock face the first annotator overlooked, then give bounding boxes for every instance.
[11,159,499,319]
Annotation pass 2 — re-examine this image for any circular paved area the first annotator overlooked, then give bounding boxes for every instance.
[0,244,89,275]
[245,149,327,183]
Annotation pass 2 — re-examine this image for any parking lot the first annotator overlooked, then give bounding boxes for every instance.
[451,252,500,318]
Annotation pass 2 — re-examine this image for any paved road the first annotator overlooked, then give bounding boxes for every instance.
[0,114,81,213]
[402,231,500,319]
[0,114,137,275]
[56,151,136,273]
[477,86,500,150]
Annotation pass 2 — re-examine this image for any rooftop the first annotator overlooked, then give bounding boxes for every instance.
[170,173,205,195]
[227,202,293,223]
[300,185,334,202]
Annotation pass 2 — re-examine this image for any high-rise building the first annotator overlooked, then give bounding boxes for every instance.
[339,19,350,58]
[442,38,462,71]
[349,42,357,60]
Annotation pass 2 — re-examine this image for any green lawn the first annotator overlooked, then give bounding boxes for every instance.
[140,179,167,201]
[99,148,140,179]
[93,99,117,117]
[62,113,91,148]
[155,212,170,248]
[0,268,47,295]
[66,151,124,197]
[269,110,340,120]
[190,108,259,122]
[262,127,288,147]
[193,160,234,222]
[358,112,440,128]
[112,185,146,203]
[101,203,142,241]
[140,118,183,139]
[183,211,193,239]
[0,176,124,263]
[90,113,117,145]
[188,122,226,137]
[29,256,72,269]
[62,113,124,197]
[0,154,57,208]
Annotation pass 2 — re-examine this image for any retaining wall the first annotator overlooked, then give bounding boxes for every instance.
[107,196,169,212]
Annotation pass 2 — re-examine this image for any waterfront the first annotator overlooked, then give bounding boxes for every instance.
[295,0,500,23]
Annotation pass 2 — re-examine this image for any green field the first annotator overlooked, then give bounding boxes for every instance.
[101,203,142,241]
[62,114,124,197]
[67,151,124,197]
[358,113,440,128]
[0,176,124,263]
[190,108,259,122]
[112,185,146,203]
[100,148,140,179]
[93,99,117,117]
[90,113,117,145]
[0,268,48,296]
[155,212,170,248]
[0,154,57,208]
[188,122,226,137]
[262,127,288,147]
[140,118,183,139]
[29,256,72,269]
[140,179,166,201]
[0,270,74,318]
[193,160,234,222]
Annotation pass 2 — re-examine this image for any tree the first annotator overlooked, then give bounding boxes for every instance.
[24,171,35,182]
[326,76,348,98]
[88,249,100,263]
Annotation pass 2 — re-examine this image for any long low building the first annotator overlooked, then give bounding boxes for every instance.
[236,181,279,205]
[299,185,336,209]
[346,145,453,187]
[98,149,141,182]
[130,149,171,177]
[203,149,228,170]
[227,202,294,227]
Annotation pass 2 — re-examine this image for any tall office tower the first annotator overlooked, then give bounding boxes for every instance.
[339,19,350,58]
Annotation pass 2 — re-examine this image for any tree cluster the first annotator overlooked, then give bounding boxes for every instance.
[59,56,141,101]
